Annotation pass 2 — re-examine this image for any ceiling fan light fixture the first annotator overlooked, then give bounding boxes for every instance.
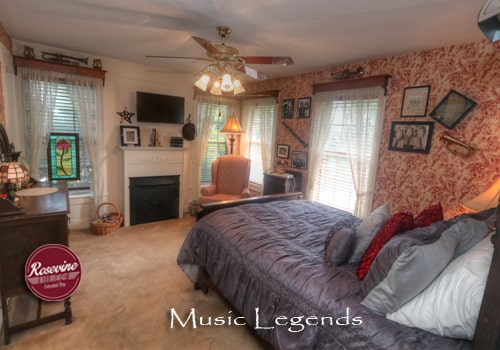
[210,80,222,95]
[233,79,245,95]
[221,73,234,92]
[195,74,210,91]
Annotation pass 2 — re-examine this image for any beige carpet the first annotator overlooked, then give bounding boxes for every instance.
[1,216,266,350]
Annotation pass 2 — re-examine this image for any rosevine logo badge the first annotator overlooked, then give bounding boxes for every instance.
[25,244,82,301]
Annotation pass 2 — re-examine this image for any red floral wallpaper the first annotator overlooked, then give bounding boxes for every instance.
[248,39,500,218]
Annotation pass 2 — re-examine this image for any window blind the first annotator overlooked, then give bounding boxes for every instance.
[244,102,276,185]
[27,80,93,192]
[312,98,381,213]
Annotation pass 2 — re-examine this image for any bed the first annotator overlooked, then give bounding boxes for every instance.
[177,194,499,349]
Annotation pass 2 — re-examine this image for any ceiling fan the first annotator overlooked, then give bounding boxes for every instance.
[146,26,293,94]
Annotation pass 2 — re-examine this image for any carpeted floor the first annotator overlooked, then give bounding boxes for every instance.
[1,216,265,350]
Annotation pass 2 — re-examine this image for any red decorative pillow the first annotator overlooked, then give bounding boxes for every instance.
[414,202,443,228]
[357,212,414,280]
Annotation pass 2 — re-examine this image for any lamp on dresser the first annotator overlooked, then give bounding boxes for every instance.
[463,177,500,211]
[0,161,30,202]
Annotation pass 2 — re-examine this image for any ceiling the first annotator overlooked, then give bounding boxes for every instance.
[0,0,487,81]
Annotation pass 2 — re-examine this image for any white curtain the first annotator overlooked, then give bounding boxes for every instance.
[191,94,240,197]
[20,68,59,180]
[67,76,104,206]
[20,67,104,208]
[241,98,277,179]
[306,92,338,199]
[308,87,385,217]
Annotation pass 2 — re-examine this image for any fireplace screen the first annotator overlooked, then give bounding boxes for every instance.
[129,175,179,225]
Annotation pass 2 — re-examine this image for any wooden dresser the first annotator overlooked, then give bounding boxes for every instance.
[0,184,72,344]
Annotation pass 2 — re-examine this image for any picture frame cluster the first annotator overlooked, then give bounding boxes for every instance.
[282,97,311,118]
[277,143,308,170]
[391,85,476,154]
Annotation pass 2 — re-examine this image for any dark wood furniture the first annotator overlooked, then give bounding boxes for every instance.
[263,171,303,195]
[0,185,72,344]
[263,172,295,195]
[472,201,500,349]
[197,192,303,220]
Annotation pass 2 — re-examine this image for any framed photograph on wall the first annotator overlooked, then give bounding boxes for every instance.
[277,144,290,158]
[282,99,294,118]
[400,85,431,117]
[297,97,311,118]
[291,151,308,169]
[388,121,434,154]
[429,90,477,129]
[47,132,80,180]
[120,125,141,146]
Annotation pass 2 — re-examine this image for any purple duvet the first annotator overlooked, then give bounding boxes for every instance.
[177,200,471,349]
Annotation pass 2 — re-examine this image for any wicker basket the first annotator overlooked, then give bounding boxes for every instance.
[90,202,124,235]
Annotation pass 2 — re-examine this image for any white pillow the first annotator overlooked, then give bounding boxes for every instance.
[349,204,390,263]
[386,233,493,340]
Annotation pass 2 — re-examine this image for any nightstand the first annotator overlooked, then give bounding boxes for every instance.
[263,172,296,195]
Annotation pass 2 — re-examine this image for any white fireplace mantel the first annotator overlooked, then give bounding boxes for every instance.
[121,146,187,226]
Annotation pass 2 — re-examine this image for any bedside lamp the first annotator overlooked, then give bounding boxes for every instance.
[0,162,30,202]
[220,114,243,155]
[463,177,500,211]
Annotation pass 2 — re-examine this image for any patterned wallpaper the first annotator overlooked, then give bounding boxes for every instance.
[248,39,500,218]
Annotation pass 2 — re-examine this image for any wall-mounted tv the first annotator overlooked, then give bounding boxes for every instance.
[136,91,185,124]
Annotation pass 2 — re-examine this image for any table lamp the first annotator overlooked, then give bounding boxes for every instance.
[220,114,243,155]
[463,177,500,211]
[0,162,30,202]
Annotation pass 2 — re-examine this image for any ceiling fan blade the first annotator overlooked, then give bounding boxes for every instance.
[145,55,212,62]
[192,36,222,58]
[240,56,294,66]
[233,65,269,80]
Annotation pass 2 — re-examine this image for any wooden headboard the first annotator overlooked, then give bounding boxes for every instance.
[472,199,500,349]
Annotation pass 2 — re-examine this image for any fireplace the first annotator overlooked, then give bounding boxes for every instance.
[130,175,179,225]
[121,147,186,227]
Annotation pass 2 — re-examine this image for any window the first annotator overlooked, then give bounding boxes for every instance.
[198,104,228,184]
[21,70,99,196]
[310,86,385,217]
[242,100,277,185]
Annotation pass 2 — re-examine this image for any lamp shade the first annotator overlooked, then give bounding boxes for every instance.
[463,177,500,211]
[0,162,30,185]
[220,115,243,134]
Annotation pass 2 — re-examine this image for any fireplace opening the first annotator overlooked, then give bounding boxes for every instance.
[129,175,179,226]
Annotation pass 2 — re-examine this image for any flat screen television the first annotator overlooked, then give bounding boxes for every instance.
[136,91,185,124]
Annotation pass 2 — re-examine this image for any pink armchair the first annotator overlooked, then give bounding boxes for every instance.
[199,155,252,204]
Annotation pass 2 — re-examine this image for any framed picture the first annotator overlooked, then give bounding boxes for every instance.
[47,133,80,180]
[297,97,311,118]
[400,85,431,117]
[291,151,308,169]
[120,125,141,146]
[388,121,434,154]
[277,144,290,158]
[282,99,294,118]
[429,90,477,129]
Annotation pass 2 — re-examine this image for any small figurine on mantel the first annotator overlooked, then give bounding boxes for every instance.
[117,107,135,124]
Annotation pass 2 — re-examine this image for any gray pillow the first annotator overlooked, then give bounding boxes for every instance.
[348,204,390,264]
[361,218,489,315]
[325,227,356,266]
